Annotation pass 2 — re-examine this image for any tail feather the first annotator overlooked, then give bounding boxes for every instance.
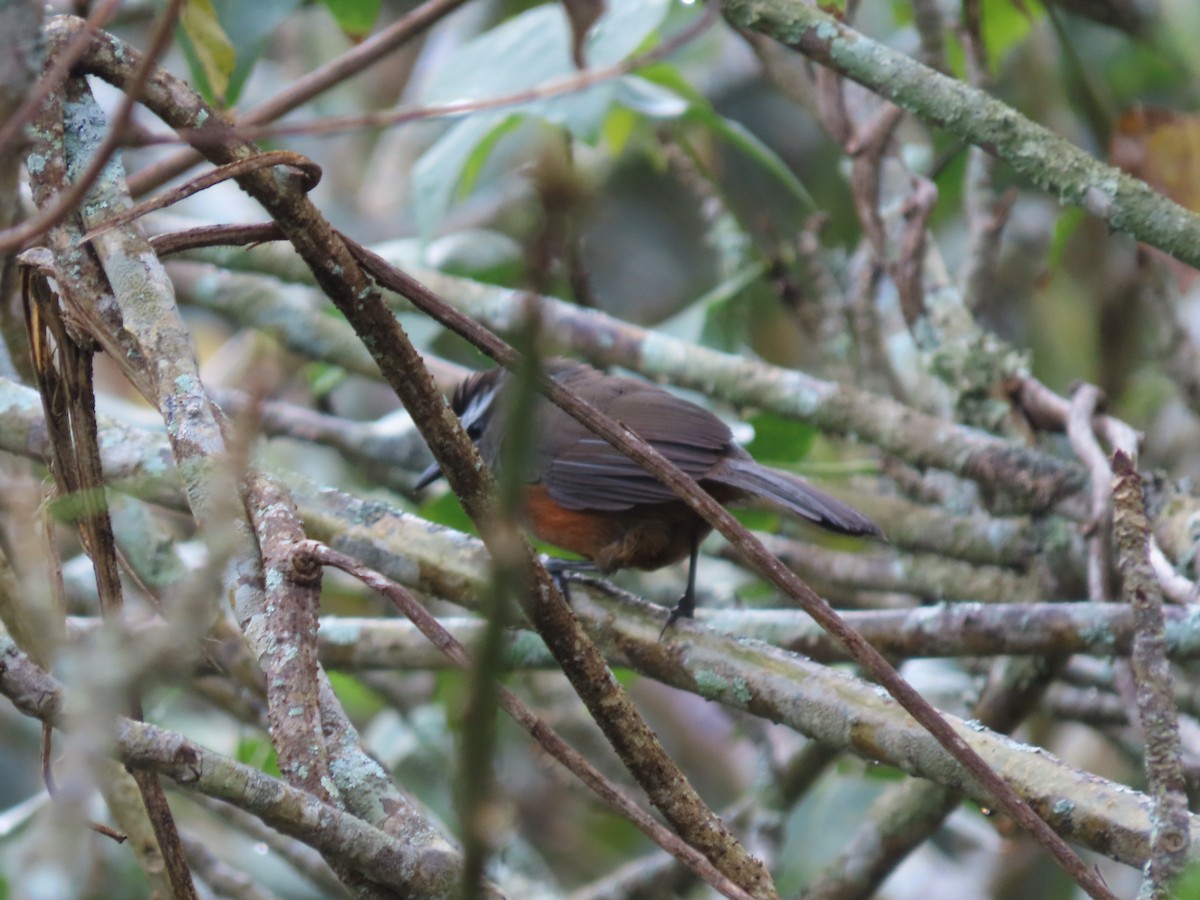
[709,458,883,538]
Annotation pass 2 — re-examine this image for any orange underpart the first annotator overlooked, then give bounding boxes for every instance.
[522,484,610,560]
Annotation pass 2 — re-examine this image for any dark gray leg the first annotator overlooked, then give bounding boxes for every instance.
[659,533,699,638]
[542,556,596,603]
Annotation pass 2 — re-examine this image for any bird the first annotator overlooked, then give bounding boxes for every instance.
[416,358,882,629]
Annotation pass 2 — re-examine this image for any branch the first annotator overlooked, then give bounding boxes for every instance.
[163,231,1086,512]
[0,395,1187,870]
[302,541,755,900]
[1112,451,1189,897]
[51,18,773,896]
[721,0,1200,271]
[0,638,482,899]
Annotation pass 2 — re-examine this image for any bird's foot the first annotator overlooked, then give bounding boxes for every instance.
[541,556,596,604]
[658,593,696,640]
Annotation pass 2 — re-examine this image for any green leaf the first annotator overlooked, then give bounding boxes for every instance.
[327,671,384,718]
[412,0,673,237]
[177,0,300,106]
[612,667,640,687]
[412,114,519,241]
[46,486,110,525]
[745,412,818,465]
[424,229,523,282]
[180,0,236,103]
[1049,207,1085,269]
[944,0,1043,79]
[703,114,817,212]
[1172,856,1200,899]
[433,668,470,720]
[602,105,640,155]
[320,0,381,38]
[456,116,524,202]
[422,0,671,123]
[656,262,765,348]
[419,488,476,535]
[304,361,348,398]
[981,0,1042,68]
[235,736,280,776]
[632,68,817,211]
[731,506,780,533]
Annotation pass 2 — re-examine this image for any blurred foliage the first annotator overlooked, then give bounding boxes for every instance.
[9,0,1200,896]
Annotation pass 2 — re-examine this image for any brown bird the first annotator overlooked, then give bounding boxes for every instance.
[417,359,882,627]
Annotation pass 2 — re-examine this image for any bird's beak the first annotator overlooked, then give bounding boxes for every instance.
[413,460,443,490]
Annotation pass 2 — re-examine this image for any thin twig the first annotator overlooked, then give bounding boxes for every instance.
[1067,384,1114,602]
[0,0,184,253]
[124,6,719,150]
[80,151,321,244]
[128,0,474,196]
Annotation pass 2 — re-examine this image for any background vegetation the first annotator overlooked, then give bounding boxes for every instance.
[2,0,1200,897]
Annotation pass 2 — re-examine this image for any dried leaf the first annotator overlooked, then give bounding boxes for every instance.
[1112,106,1200,213]
[1110,106,1200,287]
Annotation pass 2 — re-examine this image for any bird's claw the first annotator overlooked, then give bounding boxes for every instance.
[658,593,695,640]
[541,556,596,604]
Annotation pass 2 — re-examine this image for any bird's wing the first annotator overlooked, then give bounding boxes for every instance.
[536,377,732,512]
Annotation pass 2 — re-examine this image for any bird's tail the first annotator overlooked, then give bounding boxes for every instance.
[709,458,883,538]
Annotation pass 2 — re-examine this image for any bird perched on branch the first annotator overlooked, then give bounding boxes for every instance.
[417,359,881,628]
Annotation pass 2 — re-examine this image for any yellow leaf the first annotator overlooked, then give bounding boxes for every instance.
[181,0,236,104]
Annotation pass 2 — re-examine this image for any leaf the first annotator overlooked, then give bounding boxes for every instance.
[602,105,639,155]
[633,68,817,211]
[423,0,670,134]
[320,0,382,39]
[1047,206,1084,270]
[179,0,236,104]
[411,113,519,241]
[327,671,384,718]
[656,262,765,348]
[304,361,348,398]
[1109,105,1200,289]
[412,0,673,237]
[1111,106,1200,213]
[1170,857,1200,900]
[419,489,475,535]
[981,0,1041,68]
[702,114,817,212]
[943,0,1043,79]
[744,412,818,465]
[424,229,523,282]
[177,0,301,106]
[615,75,689,119]
[235,736,280,775]
[457,116,525,202]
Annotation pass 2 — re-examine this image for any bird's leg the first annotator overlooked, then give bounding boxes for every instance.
[542,556,596,603]
[660,531,700,638]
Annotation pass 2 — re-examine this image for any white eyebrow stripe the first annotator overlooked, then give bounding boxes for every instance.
[459,385,498,432]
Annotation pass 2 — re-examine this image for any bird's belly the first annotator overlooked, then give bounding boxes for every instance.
[522,485,709,573]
